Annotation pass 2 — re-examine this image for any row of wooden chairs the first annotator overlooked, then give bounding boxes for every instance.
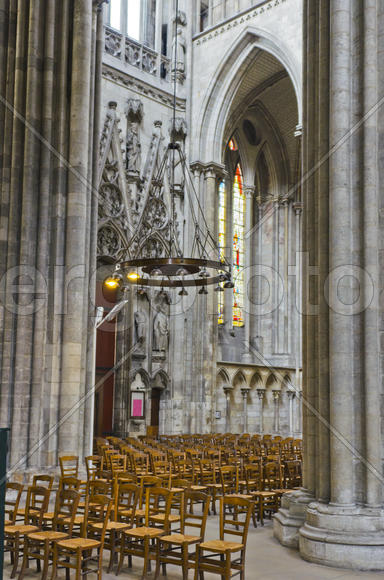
[5,476,255,580]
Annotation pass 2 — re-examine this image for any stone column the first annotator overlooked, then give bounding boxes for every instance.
[287,390,295,437]
[0,0,105,470]
[224,385,233,433]
[276,0,384,568]
[241,386,250,433]
[256,388,265,434]
[272,390,280,433]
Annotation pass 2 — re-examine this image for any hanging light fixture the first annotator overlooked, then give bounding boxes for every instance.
[103,1,233,294]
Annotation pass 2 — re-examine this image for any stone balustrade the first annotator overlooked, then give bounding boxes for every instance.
[105,26,171,82]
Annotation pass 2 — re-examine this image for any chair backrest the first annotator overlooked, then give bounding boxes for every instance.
[220,495,253,546]
[85,455,102,480]
[220,465,238,494]
[5,482,23,523]
[32,474,54,492]
[59,455,79,478]
[53,489,80,534]
[87,479,112,500]
[138,475,162,508]
[244,463,262,493]
[182,490,210,539]
[110,453,127,475]
[84,494,113,544]
[145,486,173,528]
[198,459,217,485]
[59,476,81,492]
[24,486,50,527]
[263,461,282,489]
[114,482,139,525]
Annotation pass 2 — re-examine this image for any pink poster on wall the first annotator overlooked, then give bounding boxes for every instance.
[131,392,144,418]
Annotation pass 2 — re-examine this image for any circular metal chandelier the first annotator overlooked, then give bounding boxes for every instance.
[104,3,234,297]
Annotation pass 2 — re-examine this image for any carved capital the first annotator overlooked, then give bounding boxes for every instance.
[169,117,187,142]
[243,185,255,199]
[272,389,281,401]
[190,161,206,177]
[204,162,226,180]
[293,201,304,215]
[126,98,143,123]
[256,388,265,400]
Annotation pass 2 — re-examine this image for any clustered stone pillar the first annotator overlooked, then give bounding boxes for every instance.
[275,0,384,569]
[0,0,105,471]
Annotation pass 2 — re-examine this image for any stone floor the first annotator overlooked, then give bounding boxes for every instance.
[4,516,383,579]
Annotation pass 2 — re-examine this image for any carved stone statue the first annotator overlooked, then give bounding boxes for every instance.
[126,123,141,173]
[153,307,169,351]
[134,309,147,348]
[171,28,186,82]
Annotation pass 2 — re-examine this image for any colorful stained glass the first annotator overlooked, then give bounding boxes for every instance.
[228,138,237,151]
[217,180,226,324]
[232,164,245,326]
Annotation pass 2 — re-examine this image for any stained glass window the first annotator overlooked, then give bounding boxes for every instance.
[218,180,226,324]
[232,164,245,326]
[228,138,237,151]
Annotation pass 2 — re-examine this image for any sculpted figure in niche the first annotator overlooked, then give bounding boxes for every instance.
[171,28,186,80]
[134,309,147,348]
[153,307,169,351]
[126,124,141,173]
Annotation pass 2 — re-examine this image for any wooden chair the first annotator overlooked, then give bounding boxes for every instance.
[263,461,283,490]
[117,486,174,577]
[51,494,113,580]
[155,490,210,580]
[4,486,50,578]
[284,460,302,488]
[18,489,80,580]
[16,475,53,521]
[5,483,23,525]
[220,465,239,496]
[88,483,139,573]
[198,459,221,515]
[194,495,253,580]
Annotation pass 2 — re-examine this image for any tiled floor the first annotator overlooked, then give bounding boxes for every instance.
[4,517,383,579]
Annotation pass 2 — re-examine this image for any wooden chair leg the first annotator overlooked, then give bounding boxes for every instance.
[10,534,19,579]
[51,544,58,580]
[182,543,189,580]
[18,536,28,580]
[154,539,161,580]
[224,551,231,580]
[98,543,103,580]
[142,537,149,578]
[75,547,81,580]
[107,530,114,573]
[116,535,125,575]
[194,545,200,580]
[41,539,50,580]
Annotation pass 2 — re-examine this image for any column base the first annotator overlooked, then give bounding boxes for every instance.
[273,489,313,548]
[299,502,384,570]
